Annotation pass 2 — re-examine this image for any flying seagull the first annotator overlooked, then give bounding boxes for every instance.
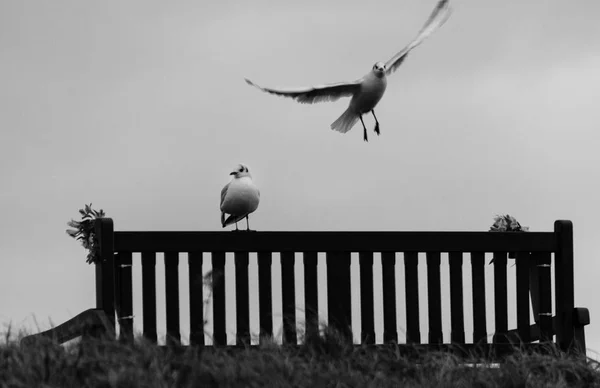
[220,163,260,231]
[245,0,452,142]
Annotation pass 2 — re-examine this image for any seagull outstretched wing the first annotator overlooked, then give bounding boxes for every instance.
[385,0,452,75]
[244,78,362,104]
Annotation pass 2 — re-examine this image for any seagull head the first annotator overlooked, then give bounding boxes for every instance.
[230,163,252,179]
[372,62,387,77]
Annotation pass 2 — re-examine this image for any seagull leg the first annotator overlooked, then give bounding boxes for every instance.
[246,216,250,231]
[359,115,368,142]
[371,110,380,135]
[235,222,239,231]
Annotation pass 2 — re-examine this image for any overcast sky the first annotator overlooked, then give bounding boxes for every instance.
[1,0,599,356]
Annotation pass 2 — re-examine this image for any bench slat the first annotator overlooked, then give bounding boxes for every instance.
[164,252,180,345]
[141,251,157,344]
[427,252,443,344]
[281,251,297,344]
[536,251,553,341]
[188,251,204,346]
[327,251,352,341]
[381,252,397,344]
[359,251,375,344]
[470,252,487,344]
[257,251,273,343]
[211,252,227,346]
[303,251,319,339]
[404,251,421,344]
[235,251,250,346]
[493,252,508,343]
[449,251,465,344]
[117,251,133,343]
[516,251,531,343]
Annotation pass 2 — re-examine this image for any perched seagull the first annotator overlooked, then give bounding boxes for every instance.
[245,0,451,142]
[220,163,260,231]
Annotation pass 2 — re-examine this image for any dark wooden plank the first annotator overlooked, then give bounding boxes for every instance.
[211,251,227,346]
[554,220,575,352]
[359,251,375,344]
[404,252,420,344]
[449,252,465,344]
[141,251,157,343]
[117,251,134,343]
[573,307,590,355]
[303,251,319,340]
[235,251,250,346]
[516,251,531,343]
[327,251,352,342]
[95,218,115,336]
[426,252,443,344]
[257,251,273,343]
[381,252,397,344]
[535,251,553,342]
[114,251,122,324]
[281,251,297,345]
[470,252,487,344]
[492,252,508,343]
[529,253,540,323]
[164,251,180,345]
[188,251,204,347]
[114,230,556,254]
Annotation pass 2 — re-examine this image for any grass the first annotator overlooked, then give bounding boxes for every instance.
[2,327,600,388]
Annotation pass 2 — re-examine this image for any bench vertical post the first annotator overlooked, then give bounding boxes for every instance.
[281,252,297,344]
[515,252,531,343]
[95,218,115,339]
[164,252,180,345]
[235,251,250,346]
[141,252,157,343]
[426,252,443,344]
[381,252,398,344]
[536,251,553,342]
[188,251,204,347]
[258,251,273,343]
[359,252,375,344]
[471,252,487,344]
[404,252,421,344]
[304,251,319,340]
[554,220,575,352]
[492,252,508,343]
[327,251,352,342]
[117,251,134,343]
[449,252,465,344]
[212,252,227,346]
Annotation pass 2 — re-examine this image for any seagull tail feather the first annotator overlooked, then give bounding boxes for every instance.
[330,108,358,134]
[222,213,246,227]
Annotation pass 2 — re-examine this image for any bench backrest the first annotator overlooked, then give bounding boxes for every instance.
[94,218,583,355]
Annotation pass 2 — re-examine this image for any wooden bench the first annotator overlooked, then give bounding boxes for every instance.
[23,218,590,358]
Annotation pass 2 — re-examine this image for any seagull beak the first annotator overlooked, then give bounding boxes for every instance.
[229,171,236,175]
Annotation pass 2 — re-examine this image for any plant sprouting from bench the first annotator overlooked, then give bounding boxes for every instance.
[66,203,106,264]
[489,214,529,263]
[489,214,529,232]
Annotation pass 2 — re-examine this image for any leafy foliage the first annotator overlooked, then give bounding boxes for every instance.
[490,214,529,232]
[66,204,106,264]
